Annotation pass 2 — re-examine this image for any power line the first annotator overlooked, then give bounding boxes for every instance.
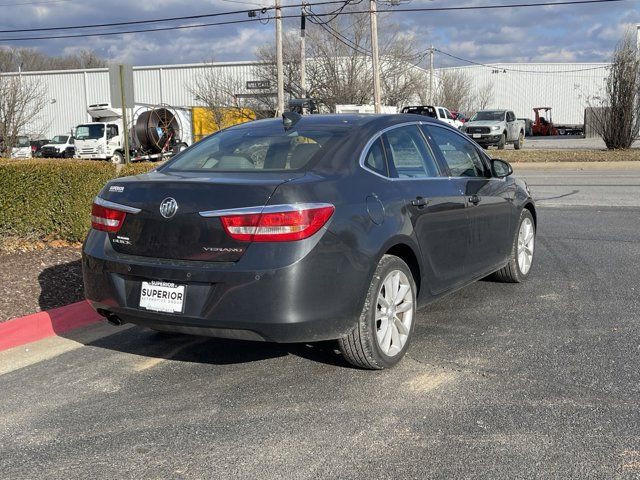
[434,47,610,73]
[0,0,69,6]
[0,0,350,34]
[377,0,628,13]
[0,0,632,42]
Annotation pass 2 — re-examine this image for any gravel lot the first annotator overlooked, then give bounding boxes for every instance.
[0,165,639,478]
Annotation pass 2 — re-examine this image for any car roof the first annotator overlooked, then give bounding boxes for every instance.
[232,113,443,131]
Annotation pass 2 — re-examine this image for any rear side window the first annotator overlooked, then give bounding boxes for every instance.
[383,125,439,178]
[166,125,347,172]
[364,138,388,176]
[427,126,487,178]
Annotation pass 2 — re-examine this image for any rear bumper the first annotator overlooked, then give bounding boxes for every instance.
[82,229,369,343]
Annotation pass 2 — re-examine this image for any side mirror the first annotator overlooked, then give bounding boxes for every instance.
[492,158,513,178]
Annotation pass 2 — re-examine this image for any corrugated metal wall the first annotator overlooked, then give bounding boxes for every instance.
[438,63,608,124]
[1,61,262,139]
[1,60,608,138]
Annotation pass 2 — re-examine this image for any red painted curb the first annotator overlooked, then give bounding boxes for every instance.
[0,300,102,352]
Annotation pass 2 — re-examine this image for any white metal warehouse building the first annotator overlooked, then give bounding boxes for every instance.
[438,62,608,125]
[1,60,608,139]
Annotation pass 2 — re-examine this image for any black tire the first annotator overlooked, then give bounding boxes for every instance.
[480,145,488,150]
[111,151,124,165]
[338,255,417,370]
[493,209,536,283]
[497,133,506,150]
[514,131,524,150]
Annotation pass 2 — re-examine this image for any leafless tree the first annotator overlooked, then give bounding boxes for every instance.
[433,69,475,112]
[254,10,427,112]
[0,75,48,156]
[586,30,639,149]
[475,81,494,111]
[0,47,106,73]
[188,62,269,131]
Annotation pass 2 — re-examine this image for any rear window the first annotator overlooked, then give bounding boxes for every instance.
[165,125,348,172]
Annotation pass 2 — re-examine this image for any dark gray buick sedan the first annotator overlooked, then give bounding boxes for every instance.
[83,113,536,369]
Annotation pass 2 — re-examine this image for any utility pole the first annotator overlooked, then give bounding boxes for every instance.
[119,64,131,164]
[370,0,381,113]
[429,45,434,105]
[300,7,306,99]
[275,0,285,116]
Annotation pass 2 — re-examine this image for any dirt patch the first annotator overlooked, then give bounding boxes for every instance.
[0,246,83,322]
[406,371,456,393]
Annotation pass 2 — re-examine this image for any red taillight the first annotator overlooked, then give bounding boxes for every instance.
[220,205,335,242]
[91,203,127,233]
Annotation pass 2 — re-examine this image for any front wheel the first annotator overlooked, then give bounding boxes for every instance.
[111,151,124,165]
[514,131,524,150]
[497,133,506,150]
[338,255,417,369]
[493,209,536,283]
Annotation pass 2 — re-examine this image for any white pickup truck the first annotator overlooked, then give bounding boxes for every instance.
[462,110,525,150]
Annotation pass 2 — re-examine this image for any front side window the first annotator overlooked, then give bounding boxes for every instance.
[438,108,446,119]
[107,125,119,138]
[165,125,348,172]
[427,126,487,178]
[383,125,439,178]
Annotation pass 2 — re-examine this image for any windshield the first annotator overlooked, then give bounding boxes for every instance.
[76,124,105,140]
[50,135,69,144]
[470,111,505,122]
[165,124,349,172]
[15,136,30,147]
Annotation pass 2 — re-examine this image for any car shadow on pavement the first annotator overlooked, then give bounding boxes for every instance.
[72,327,352,368]
[40,259,352,368]
[38,259,84,311]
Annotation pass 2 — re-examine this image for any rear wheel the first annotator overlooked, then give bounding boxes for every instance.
[497,133,506,150]
[338,255,416,369]
[493,209,535,283]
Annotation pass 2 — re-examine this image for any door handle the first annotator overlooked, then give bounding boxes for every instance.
[468,194,480,206]
[410,196,429,208]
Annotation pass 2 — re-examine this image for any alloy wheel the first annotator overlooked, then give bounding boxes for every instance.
[517,217,535,275]
[375,270,414,357]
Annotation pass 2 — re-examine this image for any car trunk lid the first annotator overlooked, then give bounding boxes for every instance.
[99,171,300,262]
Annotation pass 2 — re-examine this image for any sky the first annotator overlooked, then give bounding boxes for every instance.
[0,0,638,68]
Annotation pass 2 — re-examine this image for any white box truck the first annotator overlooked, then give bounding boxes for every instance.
[74,104,193,163]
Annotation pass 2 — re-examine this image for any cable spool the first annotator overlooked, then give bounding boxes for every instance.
[135,107,182,154]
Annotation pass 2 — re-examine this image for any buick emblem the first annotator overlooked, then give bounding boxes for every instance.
[159,197,178,219]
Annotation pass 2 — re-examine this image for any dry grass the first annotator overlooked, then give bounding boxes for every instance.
[498,149,640,163]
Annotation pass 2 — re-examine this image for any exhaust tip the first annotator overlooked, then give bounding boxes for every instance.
[97,309,123,326]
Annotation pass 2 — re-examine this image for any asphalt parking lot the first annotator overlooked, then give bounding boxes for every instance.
[1,167,639,479]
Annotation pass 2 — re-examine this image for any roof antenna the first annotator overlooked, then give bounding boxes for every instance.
[282,111,301,130]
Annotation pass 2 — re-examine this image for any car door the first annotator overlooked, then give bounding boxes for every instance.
[107,124,121,151]
[424,124,515,278]
[377,124,469,294]
[506,111,516,140]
